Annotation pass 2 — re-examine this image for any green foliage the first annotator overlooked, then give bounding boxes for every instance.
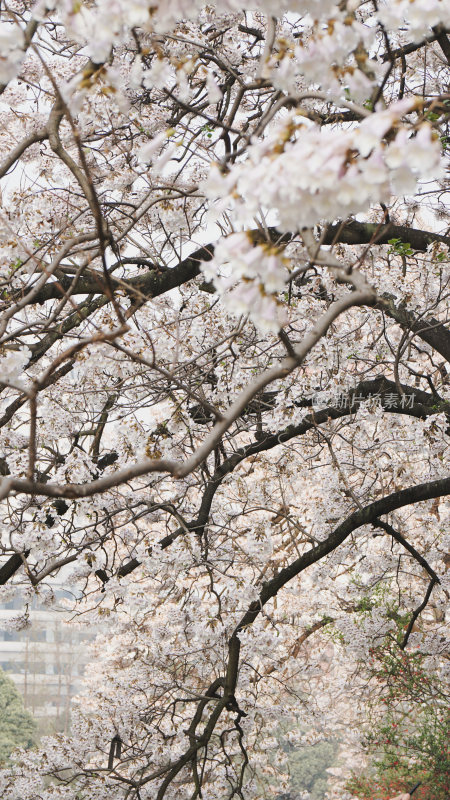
[346,643,449,800]
[387,238,414,257]
[201,123,214,138]
[0,668,37,764]
[288,738,339,799]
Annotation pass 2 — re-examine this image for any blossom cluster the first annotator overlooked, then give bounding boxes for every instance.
[203,105,443,232]
[200,232,289,332]
[0,22,24,85]
[268,9,380,100]
[0,347,30,391]
[376,0,449,42]
[21,0,450,73]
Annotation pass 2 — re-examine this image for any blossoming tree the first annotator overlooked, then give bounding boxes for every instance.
[0,1,448,798]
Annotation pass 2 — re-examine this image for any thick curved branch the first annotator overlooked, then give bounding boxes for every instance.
[0,359,75,430]
[0,551,30,585]
[0,270,376,504]
[373,518,440,584]
[0,232,97,339]
[432,25,450,65]
[25,222,450,307]
[380,28,450,63]
[227,475,449,687]
[25,242,214,306]
[144,476,450,797]
[400,578,439,649]
[0,127,48,178]
[0,458,180,502]
[2,375,445,586]
[323,220,450,251]
[377,293,450,364]
[21,223,450,377]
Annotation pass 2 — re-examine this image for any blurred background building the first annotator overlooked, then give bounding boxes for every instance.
[0,590,95,735]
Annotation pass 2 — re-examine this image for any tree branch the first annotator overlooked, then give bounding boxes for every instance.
[2,375,444,586]
[25,223,450,307]
[233,476,449,639]
[400,578,439,650]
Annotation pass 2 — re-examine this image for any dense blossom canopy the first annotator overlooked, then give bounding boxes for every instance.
[0,1,449,798]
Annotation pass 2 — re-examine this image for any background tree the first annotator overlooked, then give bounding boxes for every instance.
[347,639,449,800]
[287,737,338,800]
[0,668,36,765]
